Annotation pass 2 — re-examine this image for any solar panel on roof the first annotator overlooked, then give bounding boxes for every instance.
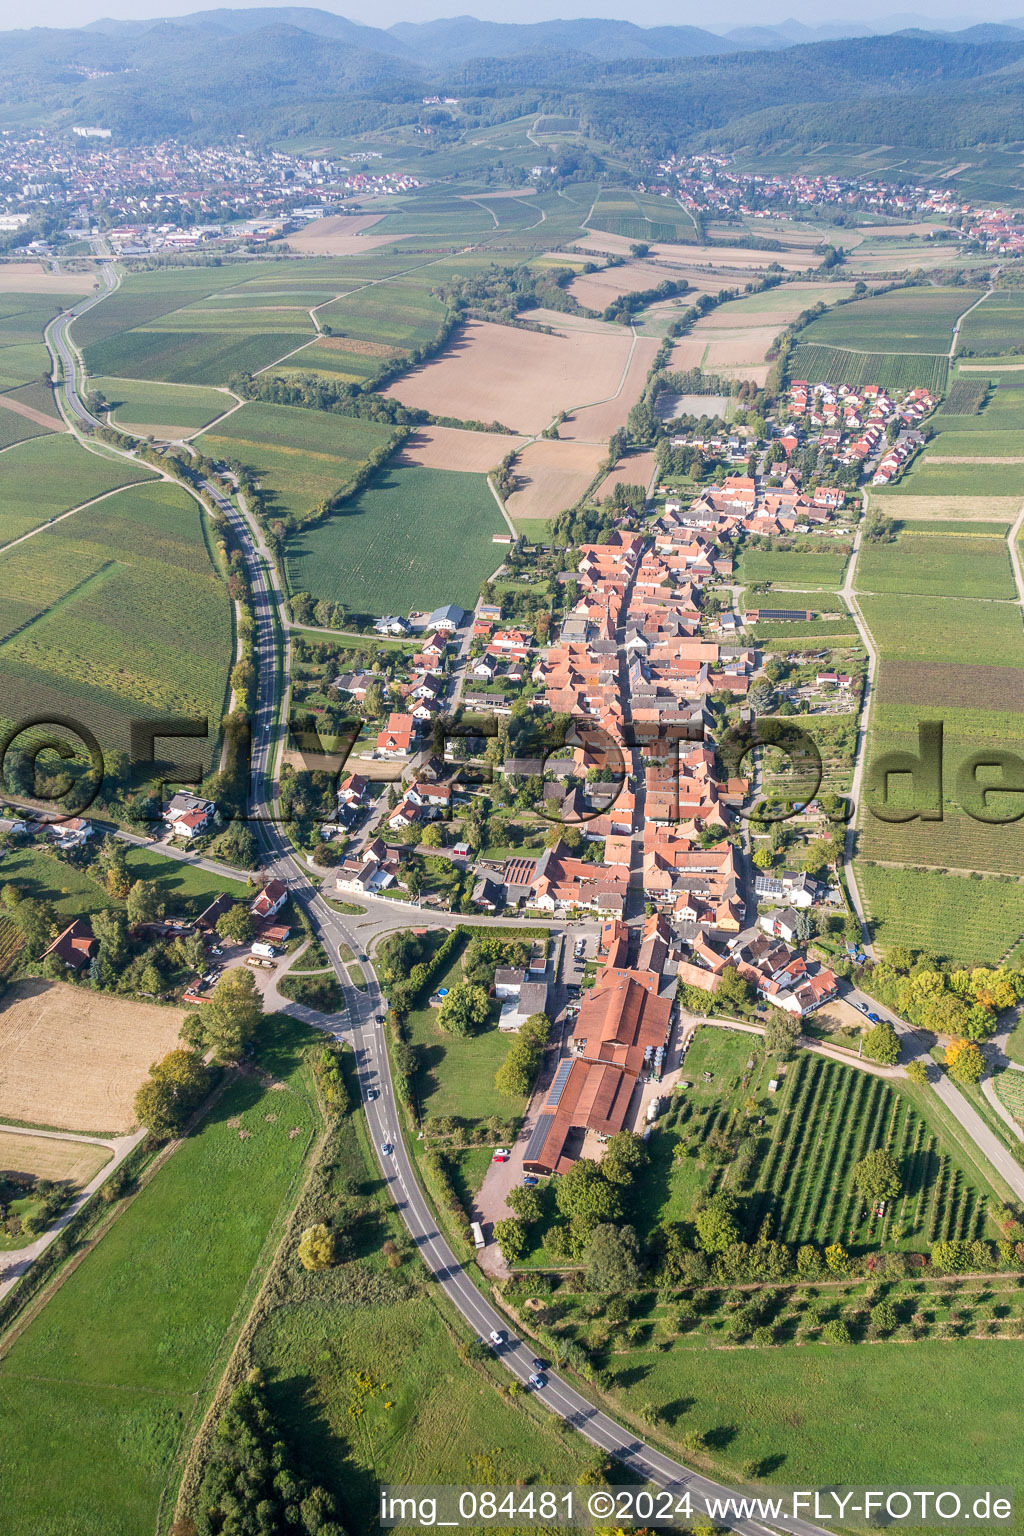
[547,1057,574,1107]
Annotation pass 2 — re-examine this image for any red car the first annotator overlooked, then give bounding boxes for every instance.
[492,1147,511,1163]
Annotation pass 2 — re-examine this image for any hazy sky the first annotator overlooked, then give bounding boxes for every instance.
[7,0,1024,29]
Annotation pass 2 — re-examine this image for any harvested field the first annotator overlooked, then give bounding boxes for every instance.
[569,259,685,308]
[383,318,634,436]
[0,1130,111,1187]
[886,496,1020,522]
[576,234,812,270]
[698,281,855,327]
[0,980,185,1134]
[592,449,658,502]
[396,424,520,473]
[504,439,606,519]
[559,334,661,441]
[0,262,96,294]
[277,213,406,255]
[517,306,619,333]
[668,335,709,371]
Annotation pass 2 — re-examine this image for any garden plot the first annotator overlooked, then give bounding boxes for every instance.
[0,980,185,1134]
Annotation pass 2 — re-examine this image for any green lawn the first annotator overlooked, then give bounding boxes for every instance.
[0,434,154,547]
[92,376,233,433]
[0,1019,317,1536]
[403,941,527,1126]
[856,530,1015,599]
[286,463,506,617]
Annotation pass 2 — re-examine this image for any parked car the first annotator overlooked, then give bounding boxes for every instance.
[522,1175,538,1187]
[492,1148,510,1163]
[867,1012,880,1023]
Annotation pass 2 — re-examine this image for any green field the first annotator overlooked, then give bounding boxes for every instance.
[92,376,233,433]
[856,529,1015,598]
[859,863,1024,962]
[0,434,154,547]
[917,430,1024,458]
[796,287,979,354]
[958,290,1024,355]
[789,344,948,396]
[0,1020,317,1536]
[197,401,396,521]
[0,842,247,919]
[736,548,848,590]
[857,591,1024,666]
[588,187,698,243]
[0,290,87,391]
[0,479,231,760]
[286,463,505,616]
[876,458,1024,496]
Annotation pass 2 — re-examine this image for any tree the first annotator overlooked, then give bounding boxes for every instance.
[421,822,443,848]
[297,1224,336,1270]
[584,1222,642,1292]
[752,846,774,870]
[506,1184,544,1222]
[601,1130,647,1186]
[437,981,489,1036]
[824,1242,850,1275]
[853,1147,902,1208]
[125,879,162,928]
[694,1192,740,1255]
[202,967,264,1061]
[11,896,56,958]
[717,964,752,1012]
[216,903,255,944]
[0,882,21,909]
[134,1049,210,1138]
[97,839,131,899]
[494,1217,527,1262]
[822,1318,852,1344]
[870,1298,898,1335]
[862,1019,900,1065]
[92,907,129,979]
[946,1037,984,1085]
[555,1158,622,1237]
[763,1010,801,1060]
[905,1060,930,1087]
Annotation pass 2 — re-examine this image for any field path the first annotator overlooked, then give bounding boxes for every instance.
[948,275,997,360]
[839,511,879,958]
[0,479,150,557]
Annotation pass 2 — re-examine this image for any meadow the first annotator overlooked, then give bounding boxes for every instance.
[789,343,948,396]
[92,376,234,434]
[286,463,505,616]
[197,401,396,521]
[736,548,848,590]
[796,287,979,354]
[0,843,247,921]
[855,529,1015,598]
[857,591,1024,666]
[0,480,231,761]
[876,458,1024,496]
[0,1020,317,1536]
[858,863,1024,963]
[0,434,154,547]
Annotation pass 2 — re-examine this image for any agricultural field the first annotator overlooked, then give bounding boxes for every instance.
[0,1130,111,1187]
[919,430,1024,458]
[383,317,635,435]
[0,289,86,393]
[505,438,607,521]
[285,464,505,616]
[568,257,689,309]
[197,401,397,521]
[938,378,988,414]
[883,495,1019,522]
[857,590,1024,667]
[0,434,154,548]
[0,1020,317,1536]
[796,287,979,354]
[91,376,234,435]
[0,479,232,760]
[736,548,848,589]
[859,864,1024,963]
[788,343,949,396]
[587,188,697,244]
[855,528,1015,599]
[957,290,1024,355]
[0,979,185,1134]
[396,423,519,473]
[876,457,1024,497]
